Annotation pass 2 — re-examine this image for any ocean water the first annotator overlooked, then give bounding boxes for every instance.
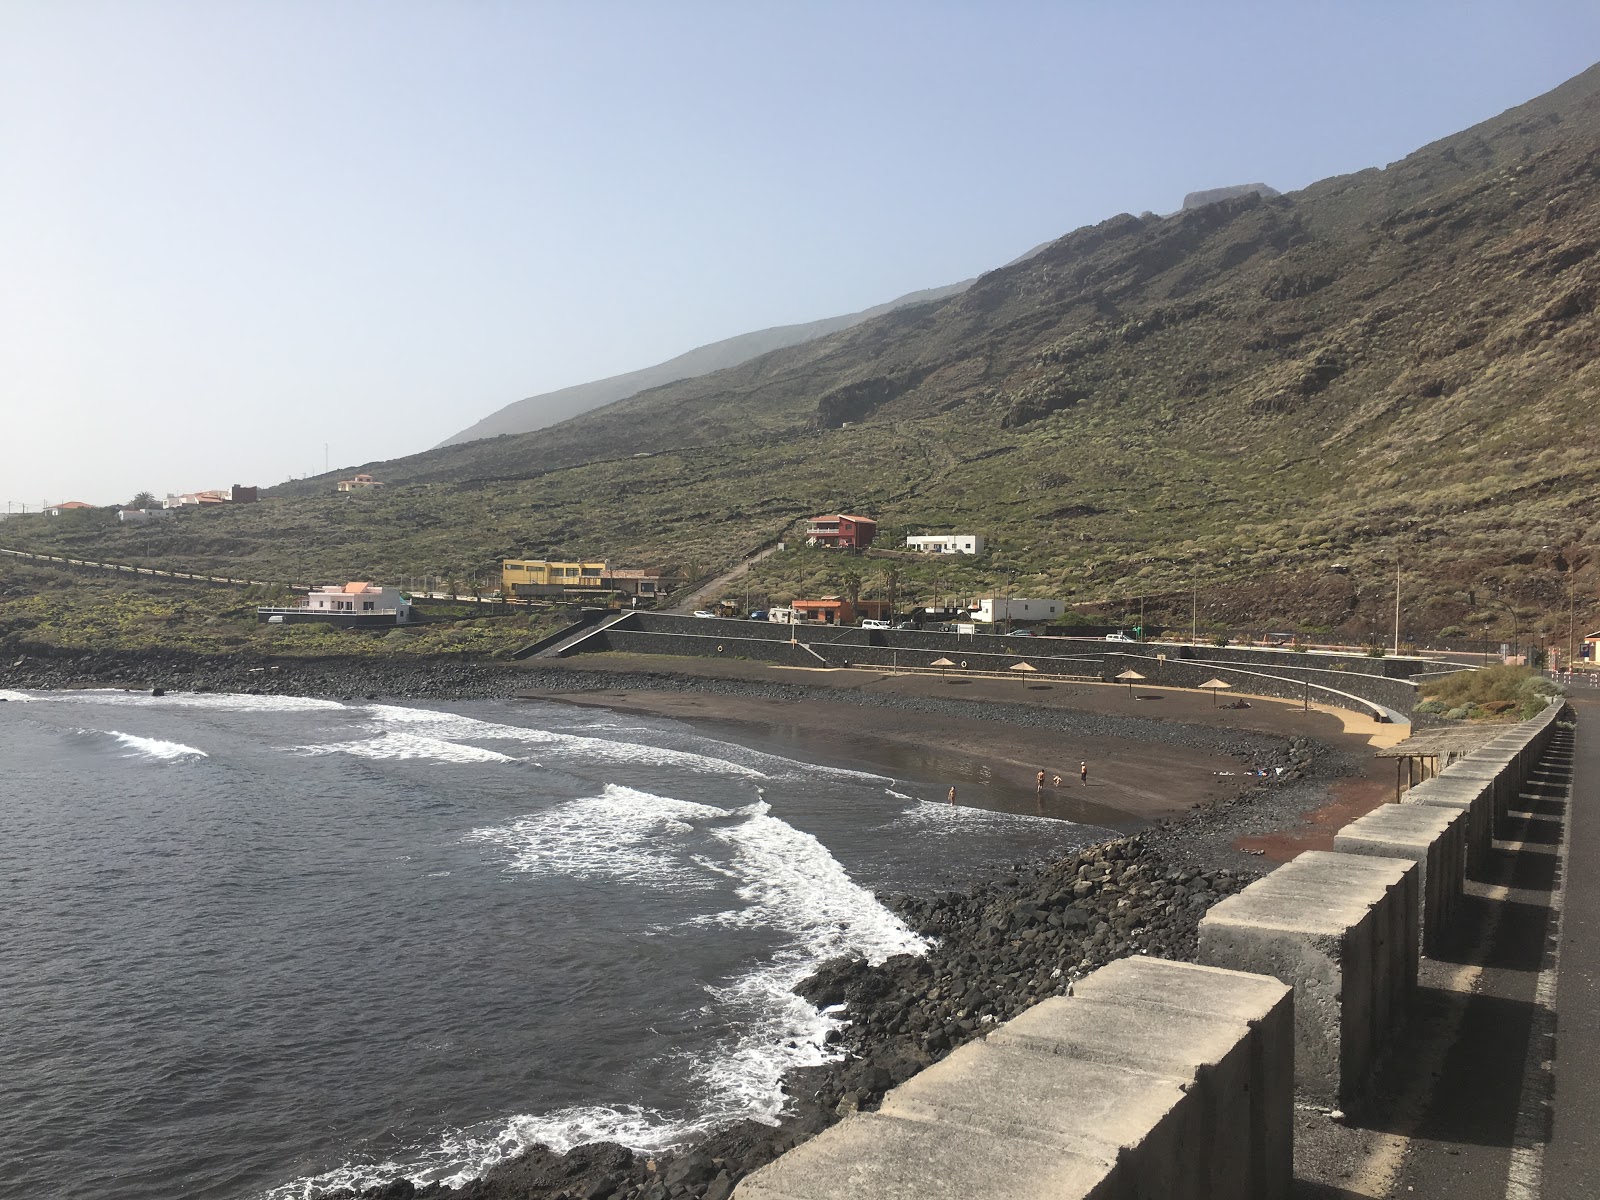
[0,689,1109,1200]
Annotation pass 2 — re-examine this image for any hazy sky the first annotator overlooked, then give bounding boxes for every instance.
[4,2,1597,508]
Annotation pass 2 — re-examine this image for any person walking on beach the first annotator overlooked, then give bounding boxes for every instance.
[1036,771,1047,791]
[948,785,957,806]
[1052,774,1063,788]
[1079,760,1089,785]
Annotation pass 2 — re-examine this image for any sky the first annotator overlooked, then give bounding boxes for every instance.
[3,2,1598,508]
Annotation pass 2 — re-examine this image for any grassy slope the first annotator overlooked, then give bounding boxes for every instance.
[6,66,1600,647]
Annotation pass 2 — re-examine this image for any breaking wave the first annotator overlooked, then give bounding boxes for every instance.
[108,731,208,761]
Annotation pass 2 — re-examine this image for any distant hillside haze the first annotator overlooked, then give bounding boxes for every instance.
[1181,183,1282,210]
[436,280,974,447]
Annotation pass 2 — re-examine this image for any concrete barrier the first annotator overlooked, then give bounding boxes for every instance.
[733,958,1292,1200]
[1333,804,1467,955]
[1197,850,1417,1114]
[1403,775,1494,878]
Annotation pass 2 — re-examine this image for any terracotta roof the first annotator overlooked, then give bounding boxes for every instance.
[343,582,373,593]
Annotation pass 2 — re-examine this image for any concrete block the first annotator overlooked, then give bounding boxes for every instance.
[998,958,1293,1200]
[1334,804,1466,954]
[1404,776,1494,879]
[1197,851,1417,1113]
[880,1041,1199,1198]
[732,1111,1121,1200]
[735,955,1294,1200]
[1441,759,1518,829]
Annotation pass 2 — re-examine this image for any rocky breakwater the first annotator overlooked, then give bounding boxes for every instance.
[353,835,1254,1200]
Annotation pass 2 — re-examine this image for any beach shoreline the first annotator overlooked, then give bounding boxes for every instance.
[2,647,1400,1200]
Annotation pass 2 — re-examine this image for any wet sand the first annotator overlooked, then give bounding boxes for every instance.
[514,654,1404,831]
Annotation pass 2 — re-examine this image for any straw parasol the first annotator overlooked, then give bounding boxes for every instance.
[1115,668,1145,696]
[931,656,956,677]
[1008,661,1037,673]
[1197,678,1233,707]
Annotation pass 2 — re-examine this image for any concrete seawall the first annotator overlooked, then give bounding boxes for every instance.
[554,613,1428,719]
[734,699,1572,1197]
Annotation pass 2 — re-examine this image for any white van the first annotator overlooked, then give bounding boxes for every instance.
[861,619,891,629]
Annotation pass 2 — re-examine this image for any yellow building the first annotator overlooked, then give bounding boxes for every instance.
[501,559,610,595]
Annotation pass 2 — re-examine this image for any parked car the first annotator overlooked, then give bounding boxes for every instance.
[1104,631,1135,642]
[692,610,717,619]
[1007,629,1034,637]
[748,610,768,621]
[861,619,891,629]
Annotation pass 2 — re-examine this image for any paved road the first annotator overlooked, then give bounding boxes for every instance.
[1338,700,1584,1200]
[1545,693,1598,1195]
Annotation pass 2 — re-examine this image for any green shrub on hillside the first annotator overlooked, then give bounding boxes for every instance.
[1420,665,1563,720]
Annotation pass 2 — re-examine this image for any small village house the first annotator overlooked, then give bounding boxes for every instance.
[790,596,893,625]
[971,597,1064,624]
[904,533,985,555]
[337,473,384,492]
[117,507,173,523]
[258,582,412,627]
[806,514,876,549]
[45,501,94,517]
[230,484,258,503]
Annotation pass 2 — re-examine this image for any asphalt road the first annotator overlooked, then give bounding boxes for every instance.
[1545,692,1598,1196]
[1353,699,1585,1200]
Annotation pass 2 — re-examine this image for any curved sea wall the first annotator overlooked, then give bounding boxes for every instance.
[555,613,1422,719]
[731,700,1572,1199]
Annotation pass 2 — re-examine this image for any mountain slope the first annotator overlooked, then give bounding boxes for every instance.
[436,279,973,447]
[13,63,1600,640]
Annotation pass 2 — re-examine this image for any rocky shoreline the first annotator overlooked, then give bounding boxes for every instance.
[348,812,1300,1200]
[3,647,1351,1200]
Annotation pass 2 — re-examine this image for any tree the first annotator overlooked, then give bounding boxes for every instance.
[129,491,157,510]
[840,569,863,610]
[881,564,901,618]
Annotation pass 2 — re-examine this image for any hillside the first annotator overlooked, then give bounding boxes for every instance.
[7,63,1600,646]
[436,280,973,447]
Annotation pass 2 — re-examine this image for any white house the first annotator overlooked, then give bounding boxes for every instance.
[117,508,172,523]
[302,582,410,619]
[905,533,985,555]
[259,582,412,627]
[971,597,1063,624]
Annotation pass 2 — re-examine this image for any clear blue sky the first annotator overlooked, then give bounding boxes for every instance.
[3,1,1597,507]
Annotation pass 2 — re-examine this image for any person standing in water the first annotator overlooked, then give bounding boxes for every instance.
[1080,760,1089,785]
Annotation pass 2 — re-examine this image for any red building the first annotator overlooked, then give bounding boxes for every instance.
[806,513,877,549]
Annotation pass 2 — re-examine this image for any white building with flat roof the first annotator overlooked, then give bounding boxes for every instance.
[905,534,984,555]
[971,597,1062,624]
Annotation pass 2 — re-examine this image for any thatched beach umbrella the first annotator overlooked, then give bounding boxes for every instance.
[1197,677,1233,707]
[931,656,956,677]
[1009,661,1038,677]
[1115,668,1145,696]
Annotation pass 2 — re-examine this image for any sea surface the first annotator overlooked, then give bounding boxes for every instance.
[0,688,1110,1200]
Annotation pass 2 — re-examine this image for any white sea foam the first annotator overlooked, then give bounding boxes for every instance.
[467,784,730,889]
[295,732,518,764]
[895,797,1076,836]
[687,801,928,1120]
[264,1104,694,1199]
[0,688,31,702]
[108,731,208,761]
[37,689,346,713]
[366,704,768,778]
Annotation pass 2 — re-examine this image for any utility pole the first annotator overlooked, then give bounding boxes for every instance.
[1191,586,1197,644]
[1393,555,1401,656]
